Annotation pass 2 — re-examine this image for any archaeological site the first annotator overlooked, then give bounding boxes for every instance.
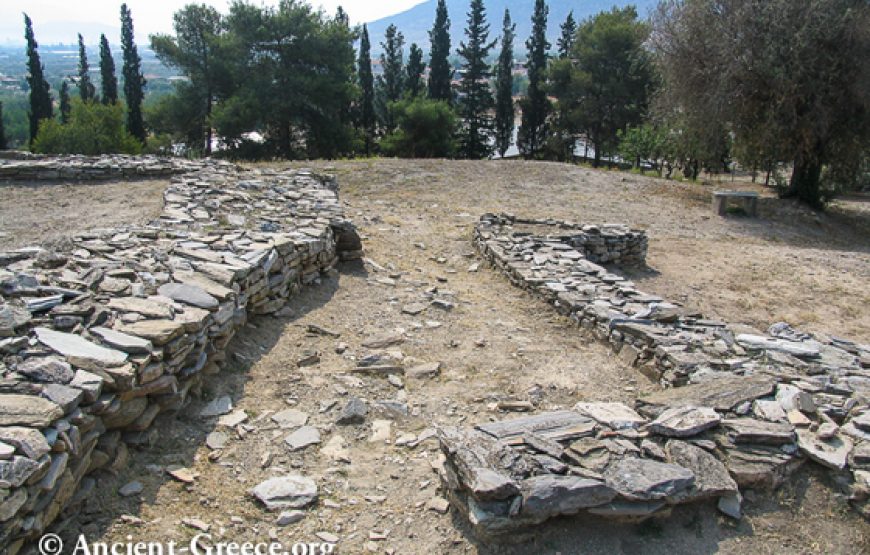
[0,154,869,554]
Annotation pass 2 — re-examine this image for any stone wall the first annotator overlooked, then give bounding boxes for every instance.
[0,159,361,552]
[0,154,232,181]
[459,212,870,536]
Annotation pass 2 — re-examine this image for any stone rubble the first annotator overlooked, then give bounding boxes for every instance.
[0,156,362,550]
[451,212,870,536]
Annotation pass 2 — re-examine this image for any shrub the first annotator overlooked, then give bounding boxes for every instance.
[380,98,456,158]
[32,99,142,155]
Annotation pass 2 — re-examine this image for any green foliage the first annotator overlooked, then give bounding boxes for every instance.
[456,0,496,159]
[380,98,456,158]
[428,0,453,103]
[557,12,576,58]
[377,24,405,130]
[0,95,30,149]
[357,24,376,155]
[493,9,515,158]
[32,98,142,155]
[145,81,207,156]
[59,81,71,124]
[150,4,223,154]
[550,7,653,166]
[209,0,357,159]
[406,43,426,98]
[121,3,147,143]
[24,13,53,147]
[78,34,96,102]
[0,101,7,150]
[651,0,870,207]
[99,34,118,105]
[517,0,550,159]
[617,123,669,172]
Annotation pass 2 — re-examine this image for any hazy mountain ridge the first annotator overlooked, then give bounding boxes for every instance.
[365,0,659,55]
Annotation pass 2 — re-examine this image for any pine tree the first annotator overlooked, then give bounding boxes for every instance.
[377,24,405,129]
[406,43,426,98]
[557,11,576,58]
[24,14,53,147]
[456,0,497,159]
[357,24,376,155]
[517,0,551,159]
[0,101,7,150]
[427,0,452,102]
[59,81,71,124]
[99,34,118,105]
[120,4,147,143]
[494,10,516,158]
[78,34,96,101]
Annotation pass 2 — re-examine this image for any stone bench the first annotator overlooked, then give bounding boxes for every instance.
[712,191,759,217]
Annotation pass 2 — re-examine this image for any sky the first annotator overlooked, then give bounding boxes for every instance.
[0,0,425,44]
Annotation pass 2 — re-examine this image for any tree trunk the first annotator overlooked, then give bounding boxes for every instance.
[204,90,213,156]
[784,145,824,208]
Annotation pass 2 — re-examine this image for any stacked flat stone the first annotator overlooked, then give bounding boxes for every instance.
[0,154,234,181]
[0,159,361,552]
[467,212,870,531]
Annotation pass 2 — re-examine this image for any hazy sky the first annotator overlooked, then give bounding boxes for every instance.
[1,0,425,43]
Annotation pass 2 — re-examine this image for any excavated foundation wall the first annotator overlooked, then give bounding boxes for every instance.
[0,157,361,552]
[449,213,870,537]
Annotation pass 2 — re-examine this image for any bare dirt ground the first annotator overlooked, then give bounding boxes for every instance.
[3,160,869,554]
[0,179,169,250]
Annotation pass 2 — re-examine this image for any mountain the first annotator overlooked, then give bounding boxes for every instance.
[365,0,659,55]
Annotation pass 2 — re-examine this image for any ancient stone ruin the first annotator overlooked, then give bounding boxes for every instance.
[442,212,870,536]
[0,156,361,550]
[1,157,869,551]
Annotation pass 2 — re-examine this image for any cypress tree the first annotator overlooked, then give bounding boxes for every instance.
[377,24,405,130]
[59,81,71,124]
[357,24,376,155]
[494,9,516,158]
[428,0,452,102]
[120,4,147,143]
[99,34,118,105]
[0,101,7,150]
[557,11,576,58]
[78,34,96,101]
[517,0,551,158]
[406,43,426,98]
[456,0,497,159]
[380,25,405,103]
[24,14,53,147]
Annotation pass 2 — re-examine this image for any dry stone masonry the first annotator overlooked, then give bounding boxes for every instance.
[450,213,870,536]
[0,154,228,182]
[0,156,361,551]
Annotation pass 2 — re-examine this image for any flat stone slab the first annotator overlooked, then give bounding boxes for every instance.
[35,327,128,367]
[107,297,174,319]
[722,418,795,445]
[603,457,695,501]
[736,334,820,358]
[796,430,853,470]
[14,356,74,384]
[520,475,616,519]
[284,426,321,451]
[477,411,596,443]
[648,406,721,438]
[636,375,777,417]
[200,396,233,417]
[158,282,219,310]
[91,326,154,354]
[0,394,63,427]
[574,402,645,430]
[271,409,309,429]
[251,475,318,511]
[665,440,738,501]
[116,320,185,345]
[0,427,50,459]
